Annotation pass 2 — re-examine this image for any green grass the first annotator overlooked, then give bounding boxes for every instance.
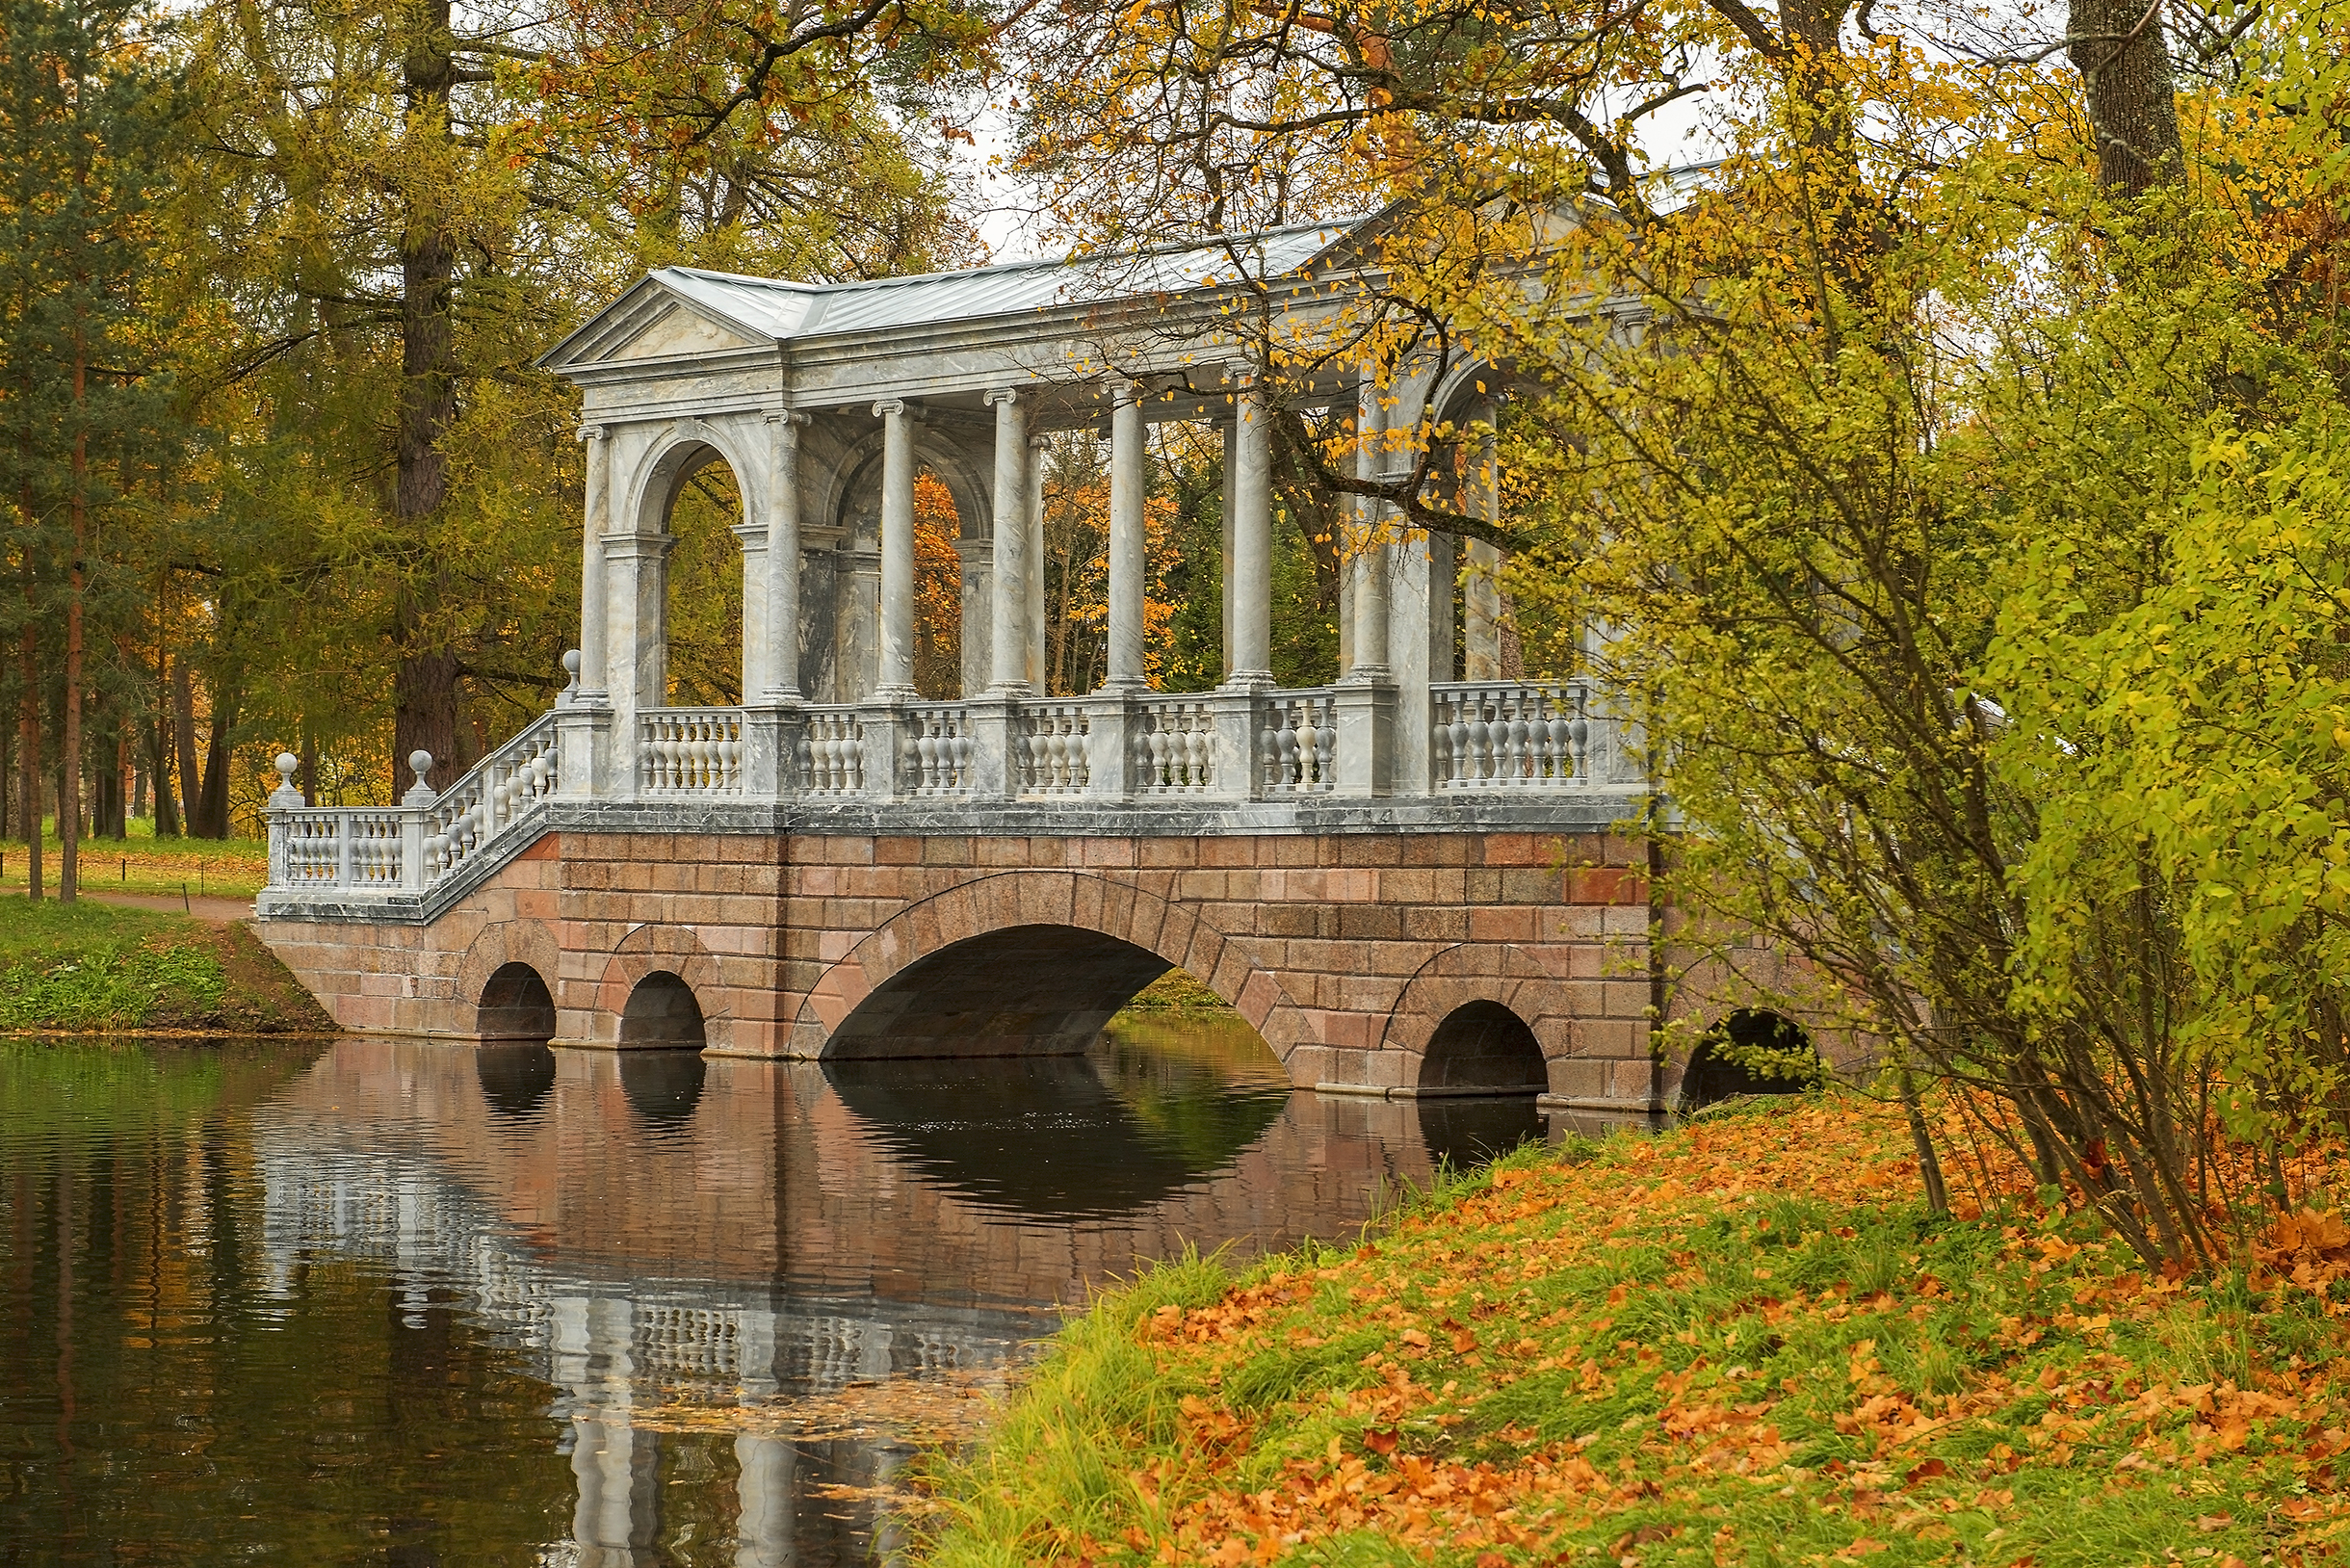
[0,897,229,1031]
[916,1097,2341,1567]
[0,818,268,900]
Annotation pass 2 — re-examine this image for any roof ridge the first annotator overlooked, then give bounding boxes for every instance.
[660,218,1365,299]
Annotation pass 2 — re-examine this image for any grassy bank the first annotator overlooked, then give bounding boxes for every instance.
[920,1098,2350,1567]
[0,897,330,1033]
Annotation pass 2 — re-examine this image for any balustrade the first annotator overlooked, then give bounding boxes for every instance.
[1132,698,1216,796]
[798,709,866,795]
[639,709,743,795]
[901,705,976,796]
[1432,681,1586,788]
[265,683,1627,903]
[1016,703,1090,795]
[428,717,560,877]
[1260,691,1337,795]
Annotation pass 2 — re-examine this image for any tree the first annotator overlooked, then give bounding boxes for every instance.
[0,0,170,899]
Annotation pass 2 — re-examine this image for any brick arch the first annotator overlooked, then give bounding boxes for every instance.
[1377,942,1583,1091]
[591,922,732,1051]
[455,919,562,1037]
[789,870,1309,1061]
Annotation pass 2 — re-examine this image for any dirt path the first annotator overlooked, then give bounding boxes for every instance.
[83,891,259,925]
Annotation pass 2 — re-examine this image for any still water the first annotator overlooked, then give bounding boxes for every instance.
[0,1020,1542,1565]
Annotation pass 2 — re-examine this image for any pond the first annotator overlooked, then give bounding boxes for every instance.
[0,1019,1549,1565]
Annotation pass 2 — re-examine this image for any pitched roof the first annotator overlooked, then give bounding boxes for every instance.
[542,221,1362,370]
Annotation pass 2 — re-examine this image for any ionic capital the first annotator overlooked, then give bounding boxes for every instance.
[874,397,907,419]
[983,386,1022,408]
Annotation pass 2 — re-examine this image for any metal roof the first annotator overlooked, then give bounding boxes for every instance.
[648,222,1359,348]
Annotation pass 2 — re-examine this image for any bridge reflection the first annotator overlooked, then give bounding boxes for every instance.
[251,1031,1497,1563]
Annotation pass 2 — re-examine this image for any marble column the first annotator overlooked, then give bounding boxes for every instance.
[1350,379,1392,680]
[1219,419,1237,679]
[731,519,768,698]
[1026,432,1049,692]
[955,536,992,696]
[986,389,1031,692]
[603,529,673,719]
[1102,381,1147,692]
[1464,400,1504,679]
[578,424,613,703]
[761,411,805,700]
[875,399,918,698]
[1224,375,1273,689]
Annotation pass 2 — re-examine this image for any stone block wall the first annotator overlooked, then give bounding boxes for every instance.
[256,825,1672,1110]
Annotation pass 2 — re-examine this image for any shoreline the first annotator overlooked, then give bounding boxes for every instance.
[913,1095,2334,1566]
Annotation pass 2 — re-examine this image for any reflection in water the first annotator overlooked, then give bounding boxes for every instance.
[478,1040,559,1120]
[0,1021,1519,1564]
[1420,1095,1549,1171]
[823,1030,1289,1218]
[618,1047,708,1124]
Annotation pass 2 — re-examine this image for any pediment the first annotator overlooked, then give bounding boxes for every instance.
[608,301,763,361]
[539,275,793,378]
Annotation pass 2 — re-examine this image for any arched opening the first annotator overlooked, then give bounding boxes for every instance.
[477,960,556,1042]
[1680,1009,1820,1111]
[1418,1001,1548,1093]
[618,971,707,1049]
[663,448,748,705]
[620,1050,707,1124]
[913,467,969,698]
[476,1042,557,1121]
[823,925,1188,1059]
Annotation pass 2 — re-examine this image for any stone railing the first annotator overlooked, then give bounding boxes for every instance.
[639,708,742,795]
[263,671,1628,903]
[266,711,561,896]
[1260,690,1336,795]
[797,708,866,795]
[1432,681,1587,788]
[429,715,561,877]
[1015,702,1090,796]
[901,704,976,797]
[1131,696,1216,797]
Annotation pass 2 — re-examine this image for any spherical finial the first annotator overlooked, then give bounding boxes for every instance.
[275,752,299,782]
[561,648,582,681]
[409,749,433,782]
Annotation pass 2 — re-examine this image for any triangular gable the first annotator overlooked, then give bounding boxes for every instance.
[537,274,790,376]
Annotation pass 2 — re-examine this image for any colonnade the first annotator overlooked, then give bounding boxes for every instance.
[572,371,1506,722]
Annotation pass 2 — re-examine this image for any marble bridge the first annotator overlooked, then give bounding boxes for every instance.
[253,219,1704,1115]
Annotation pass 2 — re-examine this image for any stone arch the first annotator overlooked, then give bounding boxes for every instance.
[1418,1000,1547,1092]
[592,923,731,1051]
[618,970,709,1048]
[1678,1008,1820,1111]
[789,870,1309,1064]
[1378,942,1579,1094]
[818,425,993,543]
[456,920,562,1040]
[623,416,768,536]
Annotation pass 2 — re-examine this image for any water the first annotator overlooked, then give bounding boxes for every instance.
[0,1020,1544,1565]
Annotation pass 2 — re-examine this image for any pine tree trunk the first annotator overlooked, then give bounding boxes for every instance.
[390,1,462,795]
[17,547,39,900]
[2068,0,2182,195]
[191,681,239,839]
[149,646,179,837]
[170,658,198,835]
[60,335,85,902]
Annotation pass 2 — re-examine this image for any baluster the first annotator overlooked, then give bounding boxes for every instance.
[1313,704,1336,787]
